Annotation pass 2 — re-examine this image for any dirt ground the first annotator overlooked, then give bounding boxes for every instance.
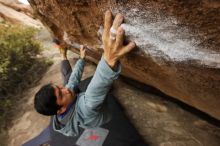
[4,46,220,146]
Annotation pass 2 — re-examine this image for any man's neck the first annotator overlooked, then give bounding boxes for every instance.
[58,97,76,118]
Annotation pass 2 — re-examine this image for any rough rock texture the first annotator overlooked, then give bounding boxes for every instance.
[28,0,220,120]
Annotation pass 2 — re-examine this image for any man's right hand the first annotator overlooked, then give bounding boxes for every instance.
[102,10,136,69]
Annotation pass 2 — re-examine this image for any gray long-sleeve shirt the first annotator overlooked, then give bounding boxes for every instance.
[53,56,121,136]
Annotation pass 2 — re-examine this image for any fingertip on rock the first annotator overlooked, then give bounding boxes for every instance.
[105,10,111,16]
[118,27,124,34]
[116,13,124,20]
[131,41,136,47]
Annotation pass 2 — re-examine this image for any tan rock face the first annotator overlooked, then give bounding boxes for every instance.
[28,0,220,120]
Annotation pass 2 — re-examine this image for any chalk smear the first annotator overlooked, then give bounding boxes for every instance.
[116,8,220,68]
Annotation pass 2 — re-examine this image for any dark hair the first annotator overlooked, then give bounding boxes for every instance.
[34,84,61,116]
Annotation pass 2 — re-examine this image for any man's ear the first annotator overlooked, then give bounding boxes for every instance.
[57,107,66,115]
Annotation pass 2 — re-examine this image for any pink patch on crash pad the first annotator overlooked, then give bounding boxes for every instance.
[86,132,100,141]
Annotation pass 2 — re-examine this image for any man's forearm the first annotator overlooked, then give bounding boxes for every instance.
[83,56,121,109]
[65,58,85,91]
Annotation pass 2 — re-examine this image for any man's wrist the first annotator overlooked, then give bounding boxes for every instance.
[80,56,85,60]
[103,56,117,70]
[108,61,117,69]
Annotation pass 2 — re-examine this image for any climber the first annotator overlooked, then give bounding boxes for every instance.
[34,10,136,137]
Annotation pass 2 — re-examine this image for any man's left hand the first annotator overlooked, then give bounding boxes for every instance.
[80,45,86,59]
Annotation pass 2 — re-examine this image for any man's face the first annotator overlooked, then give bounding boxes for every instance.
[53,85,75,114]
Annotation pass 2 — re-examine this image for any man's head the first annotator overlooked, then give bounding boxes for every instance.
[34,83,75,116]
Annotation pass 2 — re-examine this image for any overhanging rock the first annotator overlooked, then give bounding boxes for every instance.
[28,0,220,120]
